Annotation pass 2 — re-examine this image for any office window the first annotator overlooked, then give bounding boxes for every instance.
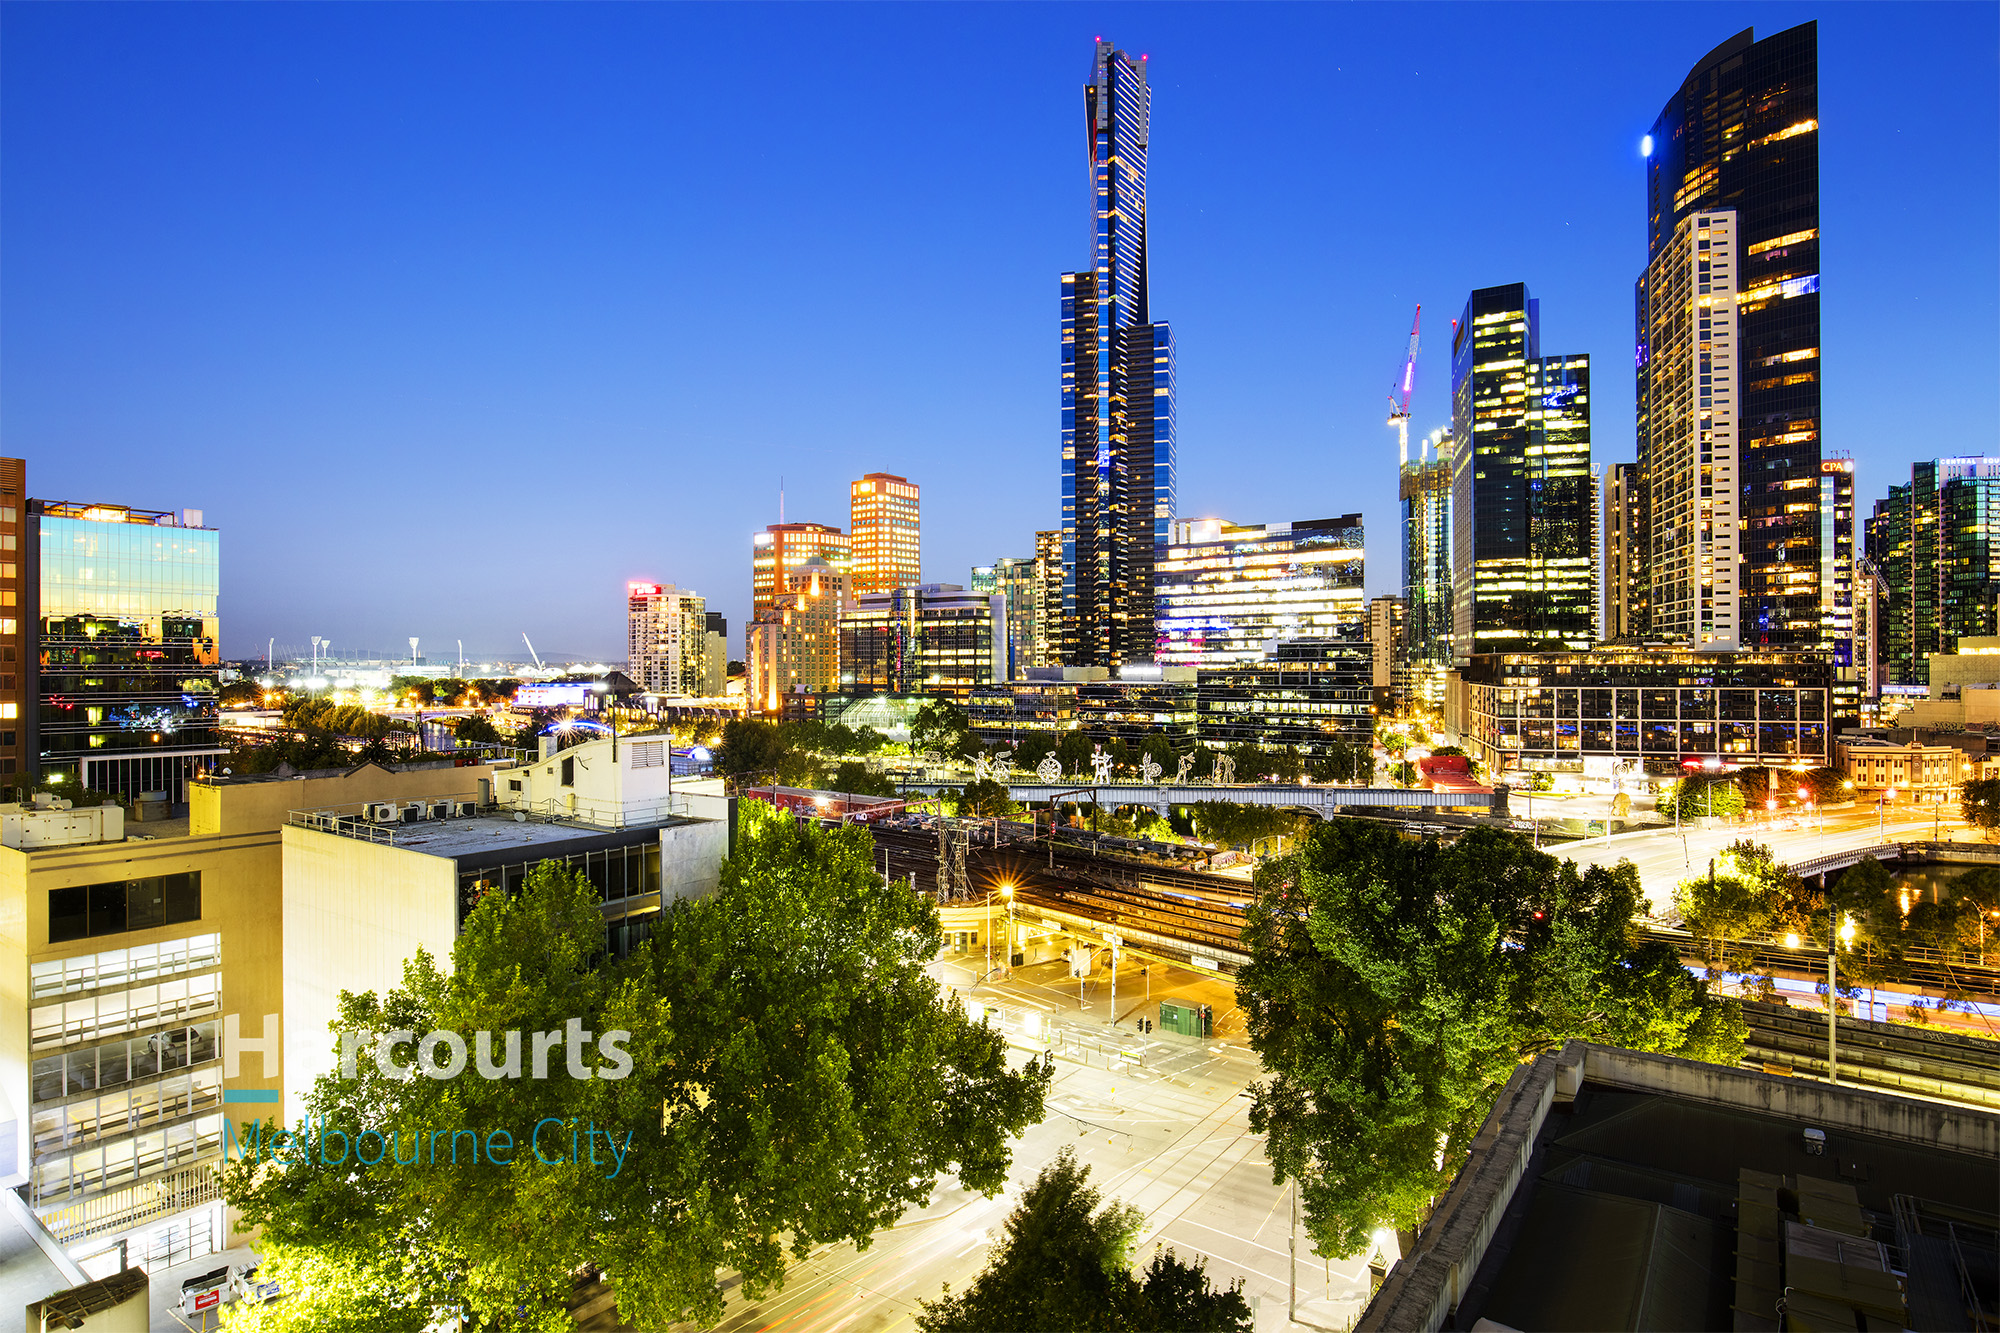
[48,873,201,943]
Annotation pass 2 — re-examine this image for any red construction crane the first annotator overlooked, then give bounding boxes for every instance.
[1386,306,1421,465]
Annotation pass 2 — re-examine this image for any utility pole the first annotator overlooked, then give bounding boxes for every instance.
[1289,1178,1298,1323]
[1826,872,1839,1086]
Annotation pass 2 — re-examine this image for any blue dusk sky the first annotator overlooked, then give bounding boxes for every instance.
[3,3,1994,662]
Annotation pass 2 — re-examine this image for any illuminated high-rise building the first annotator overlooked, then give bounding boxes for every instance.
[751,522,850,623]
[746,557,846,713]
[0,458,23,788]
[1867,458,2000,688]
[849,473,920,595]
[1154,517,1364,667]
[1637,23,1821,649]
[1399,427,1454,667]
[32,499,221,799]
[1603,462,1645,642]
[1449,284,1596,656]
[626,582,706,697]
[1061,38,1175,668]
[991,556,1038,678]
[1032,530,1063,670]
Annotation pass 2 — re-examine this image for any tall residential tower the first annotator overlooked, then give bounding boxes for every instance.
[1636,23,1822,649]
[1061,38,1175,668]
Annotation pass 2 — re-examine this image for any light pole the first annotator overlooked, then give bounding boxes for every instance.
[1001,883,1015,977]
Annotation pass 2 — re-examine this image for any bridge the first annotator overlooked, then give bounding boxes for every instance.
[892,779,1500,814]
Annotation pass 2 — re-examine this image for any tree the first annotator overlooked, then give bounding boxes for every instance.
[828,760,895,797]
[1190,801,1306,851]
[959,777,1019,817]
[1664,774,1745,823]
[223,810,1050,1328]
[453,715,501,745]
[916,1148,1250,1333]
[1240,822,1743,1258]
[911,699,973,759]
[1963,776,2000,831]
[219,678,266,708]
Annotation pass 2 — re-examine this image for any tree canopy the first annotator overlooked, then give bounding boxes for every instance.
[223,805,1050,1329]
[915,1147,1250,1333]
[1963,776,2000,831]
[1240,822,1744,1257]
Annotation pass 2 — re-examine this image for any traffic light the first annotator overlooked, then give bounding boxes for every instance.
[1136,1017,1145,1031]
[1145,1019,1153,1034]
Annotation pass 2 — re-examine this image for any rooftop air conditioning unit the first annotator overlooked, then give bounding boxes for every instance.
[366,803,400,823]
[404,802,427,822]
[451,801,476,818]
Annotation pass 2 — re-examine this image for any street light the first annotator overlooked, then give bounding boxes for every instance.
[1001,883,1016,977]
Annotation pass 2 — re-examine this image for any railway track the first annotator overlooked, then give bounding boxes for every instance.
[1740,1000,2000,1111]
[1639,926,2000,1001]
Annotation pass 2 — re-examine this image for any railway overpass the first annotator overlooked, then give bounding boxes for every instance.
[892,779,1500,814]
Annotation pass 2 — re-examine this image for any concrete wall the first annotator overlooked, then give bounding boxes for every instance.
[191,761,494,836]
[1579,1042,1999,1157]
[660,819,725,903]
[279,828,457,1119]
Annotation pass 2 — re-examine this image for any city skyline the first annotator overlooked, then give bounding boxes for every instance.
[3,4,1994,660]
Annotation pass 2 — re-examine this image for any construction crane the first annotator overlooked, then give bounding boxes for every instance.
[1386,305,1421,465]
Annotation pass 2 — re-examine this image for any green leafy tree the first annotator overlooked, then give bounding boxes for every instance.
[223,810,1049,1329]
[1190,802,1306,851]
[1240,823,1742,1257]
[959,777,1019,817]
[916,1148,1249,1333]
[453,715,501,745]
[1054,730,1096,778]
[1963,776,2000,831]
[911,699,974,759]
[828,760,896,797]
[1665,774,1746,823]
[1389,759,1417,788]
[714,717,789,778]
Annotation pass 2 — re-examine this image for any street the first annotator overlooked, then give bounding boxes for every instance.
[1546,802,1979,914]
[699,957,1376,1333]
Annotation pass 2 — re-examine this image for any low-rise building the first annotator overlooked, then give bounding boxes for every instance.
[279,735,725,1117]
[1836,733,1999,795]
[1448,647,1833,775]
[2,759,494,1271]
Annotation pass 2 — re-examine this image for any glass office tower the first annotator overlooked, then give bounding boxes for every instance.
[1867,458,2000,687]
[33,501,221,798]
[1061,38,1175,668]
[1637,22,1821,650]
[1450,285,1597,656]
[1154,516,1365,667]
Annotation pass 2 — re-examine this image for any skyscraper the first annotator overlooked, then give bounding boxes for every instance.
[626,582,706,697]
[1637,23,1821,649]
[1399,427,1454,667]
[1866,458,2000,687]
[746,556,846,713]
[1032,529,1063,670]
[32,499,221,799]
[1450,284,1596,655]
[849,473,920,595]
[752,522,850,621]
[0,458,24,788]
[992,555,1038,679]
[1603,462,1646,642]
[1061,38,1175,668]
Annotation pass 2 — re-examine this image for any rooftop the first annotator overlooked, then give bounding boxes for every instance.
[1360,1042,1999,1333]
[288,802,696,858]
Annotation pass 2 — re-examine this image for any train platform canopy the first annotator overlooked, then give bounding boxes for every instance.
[1359,1041,1999,1333]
